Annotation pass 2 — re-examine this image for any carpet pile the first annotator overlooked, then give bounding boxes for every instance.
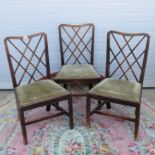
[0,94,155,155]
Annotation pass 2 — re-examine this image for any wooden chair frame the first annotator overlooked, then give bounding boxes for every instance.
[4,32,73,144]
[54,23,101,95]
[86,30,150,140]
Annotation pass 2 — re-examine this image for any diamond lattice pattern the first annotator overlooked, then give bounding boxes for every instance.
[60,24,94,64]
[7,34,47,85]
[109,32,148,82]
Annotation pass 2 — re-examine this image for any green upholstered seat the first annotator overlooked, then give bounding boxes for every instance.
[88,78,141,103]
[15,79,70,106]
[54,64,100,80]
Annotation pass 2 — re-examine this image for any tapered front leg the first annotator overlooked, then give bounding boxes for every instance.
[86,97,91,128]
[135,105,140,140]
[19,110,28,144]
[68,96,73,129]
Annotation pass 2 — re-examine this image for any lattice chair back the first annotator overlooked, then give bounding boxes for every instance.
[4,32,50,87]
[59,23,95,65]
[106,31,150,84]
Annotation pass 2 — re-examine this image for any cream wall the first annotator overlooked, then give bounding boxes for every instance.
[0,0,155,88]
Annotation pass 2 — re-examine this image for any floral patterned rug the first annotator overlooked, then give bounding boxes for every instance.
[0,94,155,155]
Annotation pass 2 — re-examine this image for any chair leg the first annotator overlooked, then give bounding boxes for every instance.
[89,83,93,89]
[64,84,67,89]
[68,96,73,129]
[46,103,59,111]
[19,110,28,144]
[55,102,59,110]
[46,105,51,111]
[135,106,140,140]
[98,100,102,106]
[86,97,91,128]
[106,102,111,109]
